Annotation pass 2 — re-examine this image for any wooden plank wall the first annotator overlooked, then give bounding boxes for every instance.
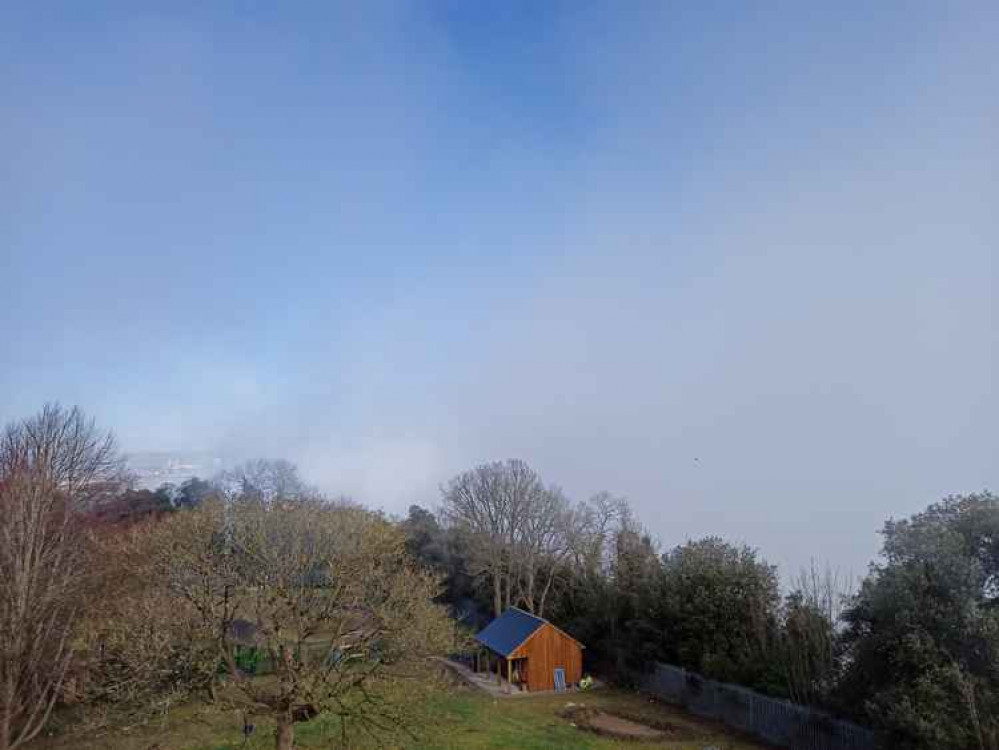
[511,624,582,691]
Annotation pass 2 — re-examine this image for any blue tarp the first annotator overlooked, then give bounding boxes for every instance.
[474,607,545,657]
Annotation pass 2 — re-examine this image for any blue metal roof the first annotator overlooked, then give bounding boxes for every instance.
[474,607,545,657]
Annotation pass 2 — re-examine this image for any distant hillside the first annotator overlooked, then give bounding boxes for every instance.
[125,451,226,489]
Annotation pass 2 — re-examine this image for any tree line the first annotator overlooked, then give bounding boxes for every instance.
[408,459,999,750]
[1,406,996,749]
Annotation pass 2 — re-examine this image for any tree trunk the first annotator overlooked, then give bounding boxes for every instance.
[1,700,10,750]
[1,674,12,750]
[524,567,536,614]
[538,565,558,619]
[493,570,502,618]
[275,712,294,750]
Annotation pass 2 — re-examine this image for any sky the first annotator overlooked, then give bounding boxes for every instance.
[2,1,996,579]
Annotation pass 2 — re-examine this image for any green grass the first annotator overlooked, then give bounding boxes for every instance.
[31,685,765,750]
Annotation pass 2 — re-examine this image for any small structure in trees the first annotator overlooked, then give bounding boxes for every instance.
[473,608,583,693]
[226,619,262,648]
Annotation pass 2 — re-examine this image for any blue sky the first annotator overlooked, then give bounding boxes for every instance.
[2,2,996,577]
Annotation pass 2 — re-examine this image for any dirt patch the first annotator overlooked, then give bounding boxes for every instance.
[559,702,692,742]
[587,712,667,739]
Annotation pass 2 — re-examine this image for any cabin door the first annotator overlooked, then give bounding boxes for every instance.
[553,668,566,691]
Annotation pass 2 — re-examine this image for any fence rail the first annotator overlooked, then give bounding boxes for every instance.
[638,662,876,750]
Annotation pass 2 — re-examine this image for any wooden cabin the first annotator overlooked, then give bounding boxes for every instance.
[473,607,584,692]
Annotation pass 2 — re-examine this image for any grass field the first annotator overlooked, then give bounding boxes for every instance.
[31,685,766,750]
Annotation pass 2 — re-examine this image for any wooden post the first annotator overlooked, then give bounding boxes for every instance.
[507,659,512,694]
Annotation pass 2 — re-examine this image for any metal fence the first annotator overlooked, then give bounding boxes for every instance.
[638,662,876,750]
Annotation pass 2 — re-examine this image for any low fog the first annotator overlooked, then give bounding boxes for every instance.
[2,3,995,579]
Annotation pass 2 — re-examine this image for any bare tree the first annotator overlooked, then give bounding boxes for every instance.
[793,560,854,625]
[440,463,628,619]
[155,497,451,750]
[515,486,573,618]
[0,405,124,749]
[778,561,854,705]
[212,458,310,503]
[568,492,629,575]
[439,459,542,618]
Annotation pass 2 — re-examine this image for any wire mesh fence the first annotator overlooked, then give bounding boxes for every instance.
[638,662,876,750]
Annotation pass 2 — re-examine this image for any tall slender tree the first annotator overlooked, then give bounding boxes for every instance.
[0,405,124,749]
